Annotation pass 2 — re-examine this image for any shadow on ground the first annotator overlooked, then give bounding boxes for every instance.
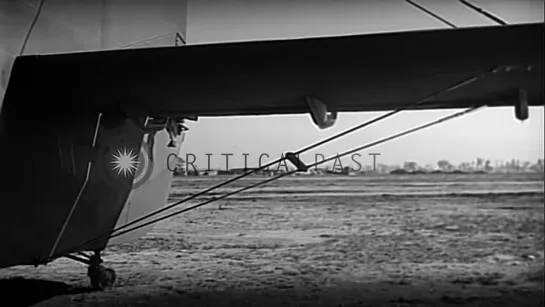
[95,288,543,307]
[0,277,92,307]
[6,277,542,307]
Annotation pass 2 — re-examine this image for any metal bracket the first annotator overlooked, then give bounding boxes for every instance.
[514,88,529,121]
[305,96,338,130]
[166,117,189,147]
[175,32,187,46]
[285,152,308,172]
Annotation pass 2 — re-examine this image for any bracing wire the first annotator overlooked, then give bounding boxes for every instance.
[54,61,516,260]
[57,65,508,258]
[20,0,46,55]
[405,0,458,29]
[61,104,486,257]
[458,0,509,26]
[66,65,506,255]
[101,105,486,242]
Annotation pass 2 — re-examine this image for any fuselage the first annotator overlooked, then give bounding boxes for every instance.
[0,0,188,268]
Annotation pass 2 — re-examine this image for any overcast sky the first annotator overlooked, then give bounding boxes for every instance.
[181,0,544,169]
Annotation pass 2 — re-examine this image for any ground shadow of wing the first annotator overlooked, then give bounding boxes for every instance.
[0,277,92,307]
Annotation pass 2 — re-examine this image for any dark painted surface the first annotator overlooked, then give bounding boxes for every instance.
[0,77,143,267]
[9,23,543,117]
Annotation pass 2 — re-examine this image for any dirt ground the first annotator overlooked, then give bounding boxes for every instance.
[1,174,543,307]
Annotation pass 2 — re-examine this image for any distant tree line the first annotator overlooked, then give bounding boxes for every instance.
[398,158,544,174]
[323,158,544,174]
[171,155,544,175]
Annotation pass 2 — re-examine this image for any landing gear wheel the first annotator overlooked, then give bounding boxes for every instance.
[88,265,116,290]
[87,251,116,290]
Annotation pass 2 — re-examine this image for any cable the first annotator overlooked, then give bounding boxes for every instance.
[405,0,458,29]
[458,0,509,26]
[20,0,45,55]
[57,65,506,258]
[62,105,485,256]
[105,105,485,241]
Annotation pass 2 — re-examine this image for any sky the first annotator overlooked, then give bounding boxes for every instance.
[181,0,544,169]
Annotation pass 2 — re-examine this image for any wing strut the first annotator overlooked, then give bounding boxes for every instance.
[53,65,510,259]
[67,105,486,251]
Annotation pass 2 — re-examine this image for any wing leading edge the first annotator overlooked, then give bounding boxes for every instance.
[5,23,543,118]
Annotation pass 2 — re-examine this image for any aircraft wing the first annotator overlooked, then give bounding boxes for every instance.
[7,22,543,118]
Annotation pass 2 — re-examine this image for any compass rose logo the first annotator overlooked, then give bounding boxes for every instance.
[110,148,140,177]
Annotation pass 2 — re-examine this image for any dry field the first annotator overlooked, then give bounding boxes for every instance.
[1,173,543,307]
